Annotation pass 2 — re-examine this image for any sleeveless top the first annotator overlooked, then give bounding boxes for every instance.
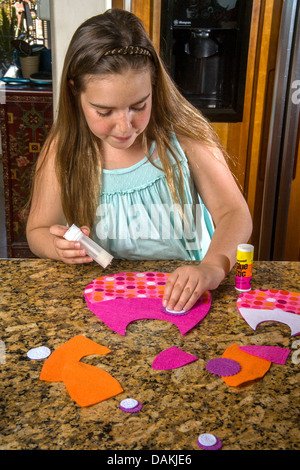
[93,133,214,260]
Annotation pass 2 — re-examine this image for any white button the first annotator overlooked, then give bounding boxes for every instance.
[27,346,51,360]
[166,307,186,314]
[120,398,138,409]
[198,433,217,447]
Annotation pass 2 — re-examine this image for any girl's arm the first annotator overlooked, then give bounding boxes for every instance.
[162,137,253,312]
[26,144,93,264]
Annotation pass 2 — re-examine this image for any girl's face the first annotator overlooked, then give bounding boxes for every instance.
[80,68,152,152]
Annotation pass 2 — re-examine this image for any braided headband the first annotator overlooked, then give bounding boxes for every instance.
[103,45,153,60]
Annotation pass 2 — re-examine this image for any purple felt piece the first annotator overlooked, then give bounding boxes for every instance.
[238,345,290,364]
[85,295,211,336]
[120,401,143,413]
[152,347,198,370]
[197,436,223,450]
[206,357,241,377]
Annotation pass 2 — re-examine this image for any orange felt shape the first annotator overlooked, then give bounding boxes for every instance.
[221,344,271,386]
[40,335,110,381]
[61,360,123,407]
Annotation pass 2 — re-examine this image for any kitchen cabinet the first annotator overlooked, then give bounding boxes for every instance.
[0,86,53,257]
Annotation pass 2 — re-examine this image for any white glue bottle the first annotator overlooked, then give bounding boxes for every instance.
[63,224,113,269]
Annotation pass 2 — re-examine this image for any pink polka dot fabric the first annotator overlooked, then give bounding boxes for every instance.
[237,289,300,315]
[84,272,170,304]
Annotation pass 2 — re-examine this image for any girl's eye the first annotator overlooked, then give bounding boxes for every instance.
[131,103,147,112]
[97,110,112,117]
[96,102,146,117]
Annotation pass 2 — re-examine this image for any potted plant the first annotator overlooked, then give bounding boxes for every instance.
[15,35,41,78]
[0,3,19,76]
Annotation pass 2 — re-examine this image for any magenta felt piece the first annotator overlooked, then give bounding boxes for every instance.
[238,345,290,364]
[85,296,211,336]
[152,347,198,370]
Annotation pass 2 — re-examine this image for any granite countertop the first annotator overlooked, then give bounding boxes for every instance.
[1,258,299,451]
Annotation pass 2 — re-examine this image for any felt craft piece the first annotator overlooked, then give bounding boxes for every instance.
[162,306,190,316]
[61,360,123,407]
[27,346,51,360]
[237,289,300,336]
[40,335,110,381]
[205,357,241,377]
[197,434,223,450]
[84,272,211,335]
[152,346,198,370]
[238,345,290,364]
[120,399,143,413]
[221,344,271,387]
[120,398,138,409]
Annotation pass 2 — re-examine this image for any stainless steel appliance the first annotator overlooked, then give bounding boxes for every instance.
[259,0,300,260]
[160,0,253,122]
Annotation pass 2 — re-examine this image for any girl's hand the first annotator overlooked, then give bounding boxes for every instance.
[162,263,225,312]
[49,224,94,264]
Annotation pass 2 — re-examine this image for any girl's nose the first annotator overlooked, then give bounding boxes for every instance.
[116,112,132,134]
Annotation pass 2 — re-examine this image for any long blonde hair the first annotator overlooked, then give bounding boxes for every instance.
[32,8,223,231]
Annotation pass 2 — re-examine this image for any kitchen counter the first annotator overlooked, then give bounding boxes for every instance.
[1,259,299,451]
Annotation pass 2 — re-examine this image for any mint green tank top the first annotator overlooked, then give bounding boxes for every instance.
[93,133,214,260]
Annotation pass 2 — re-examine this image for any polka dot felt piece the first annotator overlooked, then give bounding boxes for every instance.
[84,272,169,302]
[236,289,300,336]
[84,272,212,335]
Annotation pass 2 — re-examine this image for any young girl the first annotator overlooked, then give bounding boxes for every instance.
[26,9,252,313]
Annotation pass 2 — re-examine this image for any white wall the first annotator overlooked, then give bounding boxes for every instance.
[49,0,112,116]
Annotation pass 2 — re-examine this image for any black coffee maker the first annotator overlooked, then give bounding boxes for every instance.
[160,0,253,121]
